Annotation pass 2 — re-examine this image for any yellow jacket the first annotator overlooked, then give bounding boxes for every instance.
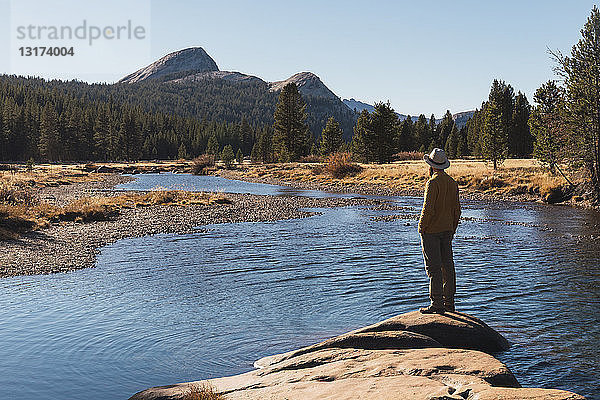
[418,170,461,234]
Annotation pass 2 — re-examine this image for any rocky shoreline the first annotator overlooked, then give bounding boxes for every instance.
[0,174,383,278]
[129,311,585,400]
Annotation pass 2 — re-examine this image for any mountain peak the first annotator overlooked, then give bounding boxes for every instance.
[119,47,219,84]
[269,71,338,100]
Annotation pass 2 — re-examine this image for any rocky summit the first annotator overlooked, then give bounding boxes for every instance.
[269,71,339,100]
[128,311,584,400]
[119,47,219,84]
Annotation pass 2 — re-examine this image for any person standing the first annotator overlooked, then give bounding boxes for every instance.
[418,148,461,314]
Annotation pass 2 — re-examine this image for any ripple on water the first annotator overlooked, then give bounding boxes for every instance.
[1,175,599,400]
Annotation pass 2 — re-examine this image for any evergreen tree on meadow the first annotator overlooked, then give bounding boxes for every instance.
[319,116,343,155]
[553,5,600,200]
[437,110,455,150]
[251,126,273,163]
[444,124,460,159]
[427,114,437,151]
[413,114,430,153]
[236,148,243,164]
[221,144,235,168]
[482,101,508,169]
[529,81,565,173]
[370,102,399,163]
[239,118,253,156]
[511,92,533,157]
[466,105,484,157]
[177,143,189,159]
[397,116,414,151]
[457,125,469,158]
[272,82,312,162]
[351,103,399,163]
[206,134,219,156]
[351,110,374,162]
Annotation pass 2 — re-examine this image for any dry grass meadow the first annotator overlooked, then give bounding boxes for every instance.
[236,158,578,201]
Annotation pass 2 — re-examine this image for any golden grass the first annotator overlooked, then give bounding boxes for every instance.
[1,165,98,188]
[0,183,231,240]
[241,159,576,199]
[182,383,226,400]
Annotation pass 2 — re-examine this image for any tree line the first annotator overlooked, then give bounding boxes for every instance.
[0,77,263,162]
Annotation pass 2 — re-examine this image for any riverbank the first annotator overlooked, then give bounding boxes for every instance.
[129,310,585,400]
[219,159,591,206]
[0,173,383,278]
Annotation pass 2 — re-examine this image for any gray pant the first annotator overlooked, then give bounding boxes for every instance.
[421,231,456,308]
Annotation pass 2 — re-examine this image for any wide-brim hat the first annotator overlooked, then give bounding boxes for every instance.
[424,148,450,169]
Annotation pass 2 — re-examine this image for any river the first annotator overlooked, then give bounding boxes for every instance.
[1,174,598,399]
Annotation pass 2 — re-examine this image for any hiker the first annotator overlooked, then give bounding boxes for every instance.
[418,148,461,314]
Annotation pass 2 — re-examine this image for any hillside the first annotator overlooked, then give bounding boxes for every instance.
[118,47,358,138]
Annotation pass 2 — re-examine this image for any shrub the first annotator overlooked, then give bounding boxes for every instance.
[299,154,323,163]
[325,152,363,179]
[57,198,119,222]
[192,154,216,175]
[473,175,506,190]
[182,383,225,400]
[393,151,424,161]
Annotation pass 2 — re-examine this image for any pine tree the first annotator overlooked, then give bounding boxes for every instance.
[93,105,110,160]
[511,92,533,157]
[178,143,189,159]
[206,134,219,155]
[39,104,60,162]
[319,116,343,155]
[489,80,515,156]
[398,116,414,151]
[529,81,565,173]
[370,102,399,163]
[251,126,273,163]
[427,114,437,151]
[482,101,508,169]
[272,83,311,162]
[236,148,243,164]
[554,5,600,200]
[467,106,484,157]
[221,144,235,168]
[436,110,455,149]
[444,124,460,159]
[351,110,375,162]
[239,118,253,156]
[413,114,430,153]
[457,125,469,158]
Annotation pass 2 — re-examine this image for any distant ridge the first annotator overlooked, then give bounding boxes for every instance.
[343,98,474,128]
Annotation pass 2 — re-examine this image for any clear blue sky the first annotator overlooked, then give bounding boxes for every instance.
[0,0,596,116]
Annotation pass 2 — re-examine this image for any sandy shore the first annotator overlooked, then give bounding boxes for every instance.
[0,174,383,278]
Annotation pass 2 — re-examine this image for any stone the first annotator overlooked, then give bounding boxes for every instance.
[354,310,510,353]
[254,330,441,368]
[128,312,584,400]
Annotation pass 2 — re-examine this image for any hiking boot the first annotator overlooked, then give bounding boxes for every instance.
[419,305,445,314]
[444,303,456,312]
